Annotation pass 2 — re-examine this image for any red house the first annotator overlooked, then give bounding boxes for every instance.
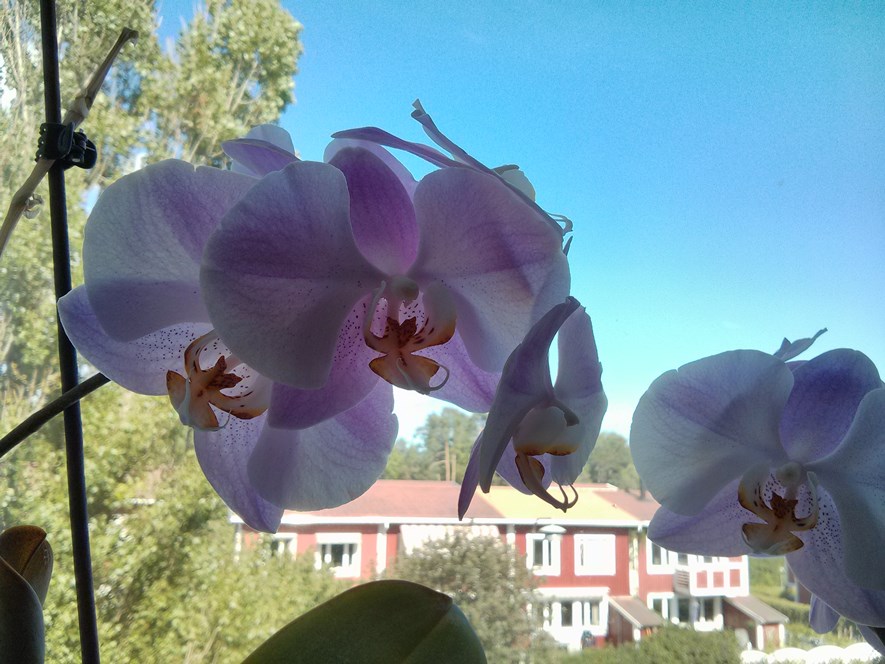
[233,480,786,652]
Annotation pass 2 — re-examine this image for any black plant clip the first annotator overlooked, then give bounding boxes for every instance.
[36,123,98,170]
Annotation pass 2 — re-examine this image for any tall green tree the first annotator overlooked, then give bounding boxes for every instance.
[0,1,313,660]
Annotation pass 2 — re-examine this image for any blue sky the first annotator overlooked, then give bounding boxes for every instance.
[161,1,884,441]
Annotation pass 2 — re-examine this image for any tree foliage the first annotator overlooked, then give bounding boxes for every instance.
[578,433,639,490]
[389,531,550,663]
[0,0,318,660]
[384,407,486,482]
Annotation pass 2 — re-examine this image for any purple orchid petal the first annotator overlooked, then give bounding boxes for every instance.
[268,298,380,428]
[247,381,397,510]
[327,145,419,275]
[780,349,882,462]
[57,286,211,395]
[458,437,482,519]
[787,487,885,627]
[478,298,579,491]
[324,138,418,199]
[809,595,841,634]
[201,161,385,388]
[647,479,752,556]
[84,161,254,341]
[808,387,885,590]
[224,124,298,177]
[630,350,793,515]
[331,127,461,170]
[410,167,570,373]
[860,625,885,655]
[416,329,500,413]
[193,414,283,533]
[549,308,607,484]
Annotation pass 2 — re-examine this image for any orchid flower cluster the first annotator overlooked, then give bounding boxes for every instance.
[57,102,884,654]
[58,103,605,534]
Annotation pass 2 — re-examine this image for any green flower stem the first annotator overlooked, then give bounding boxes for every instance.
[0,373,110,461]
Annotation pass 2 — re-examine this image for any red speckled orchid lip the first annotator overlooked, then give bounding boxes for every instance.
[165,330,269,431]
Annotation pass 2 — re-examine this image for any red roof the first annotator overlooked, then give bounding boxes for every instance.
[302,480,503,519]
[272,480,660,523]
[595,486,660,521]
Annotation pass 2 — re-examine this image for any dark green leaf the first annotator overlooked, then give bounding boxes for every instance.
[242,580,487,664]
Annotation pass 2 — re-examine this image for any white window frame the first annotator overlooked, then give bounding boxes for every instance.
[547,598,604,629]
[647,539,673,573]
[526,533,561,576]
[574,534,616,576]
[314,532,361,578]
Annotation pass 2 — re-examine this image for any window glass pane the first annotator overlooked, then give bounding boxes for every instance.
[651,543,664,565]
[533,538,545,567]
[676,552,688,565]
[560,602,573,627]
[586,601,600,626]
[702,598,715,620]
[676,598,691,623]
[651,598,665,615]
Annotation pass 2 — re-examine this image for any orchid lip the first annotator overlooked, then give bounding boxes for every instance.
[737,464,819,555]
[166,330,268,431]
[362,280,457,394]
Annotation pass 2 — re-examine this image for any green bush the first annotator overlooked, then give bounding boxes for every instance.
[567,627,741,664]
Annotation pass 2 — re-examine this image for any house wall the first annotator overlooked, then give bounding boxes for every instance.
[515,527,632,593]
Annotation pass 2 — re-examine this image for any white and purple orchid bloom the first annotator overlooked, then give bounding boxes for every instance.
[57,159,398,531]
[332,100,573,248]
[200,131,571,420]
[630,342,885,628]
[458,297,607,517]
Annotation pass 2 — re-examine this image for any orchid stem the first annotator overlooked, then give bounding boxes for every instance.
[0,26,137,259]
[0,372,110,460]
[39,0,101,660]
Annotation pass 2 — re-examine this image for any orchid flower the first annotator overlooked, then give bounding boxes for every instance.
[57,159,397,530]
[200,135,570,420]
[630,344,885,627]
[333,100,573,245]
[458,297,607,517]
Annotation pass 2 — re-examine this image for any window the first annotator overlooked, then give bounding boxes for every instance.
[651,597,666,617]
[321,542,356,567]
[575,534,616,575]
[269,533,297,558]
[550,600,602,629]
[671,597,692,624]
[580,600,601,627]
[651,542,666,566]
[314,533,361,577]
[526,534,560,575]
[698,597,717,622]
[560,601,574,627]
